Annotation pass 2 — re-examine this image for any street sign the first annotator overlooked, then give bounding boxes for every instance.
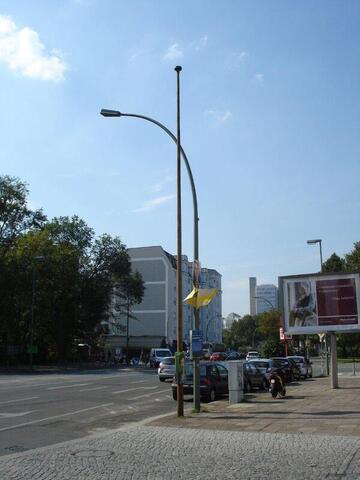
[279,327,285,341]
[190,330,203,360]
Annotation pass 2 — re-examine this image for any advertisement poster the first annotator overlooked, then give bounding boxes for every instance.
[281,273,360,334]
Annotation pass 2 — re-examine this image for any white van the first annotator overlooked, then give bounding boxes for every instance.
[149,348,172,368]
[246,351,260,361]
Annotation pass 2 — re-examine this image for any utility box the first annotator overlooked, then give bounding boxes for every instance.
[223,361,244,404]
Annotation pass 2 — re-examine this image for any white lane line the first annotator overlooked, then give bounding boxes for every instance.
[128,389,167,401]
[47,383,89,391]
[112,386,157,395]
[79,386,108,392]
[0,396,39,406]
[0,403,114,433]
[0,410,37,418]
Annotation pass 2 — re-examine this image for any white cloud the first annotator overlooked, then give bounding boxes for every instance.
[0,15,67,81]
[205,109,232,124]
[193,35,208,51]
[151,175,175,193]
[163,43,183,61]
[133,194,175,213]
[255,73,264,83]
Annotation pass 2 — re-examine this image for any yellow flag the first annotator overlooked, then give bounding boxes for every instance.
[184,288,218,309]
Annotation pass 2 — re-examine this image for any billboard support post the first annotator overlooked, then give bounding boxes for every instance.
[330,333,338,388]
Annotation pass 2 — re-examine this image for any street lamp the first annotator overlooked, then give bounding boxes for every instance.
[307,239,323,272]
[30,255,45,369]
[252,296,275,311]
[100,78,202,413]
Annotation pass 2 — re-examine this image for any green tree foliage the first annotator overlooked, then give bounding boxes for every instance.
[345,242,360,272]
[0,175,143,363]
[223,315,257,351]
[322,253,346,272]
[257,310,281,336]
[0,175,46,248]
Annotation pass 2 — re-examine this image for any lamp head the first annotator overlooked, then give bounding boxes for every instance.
[100,109,121,117]
[307,239,321,245]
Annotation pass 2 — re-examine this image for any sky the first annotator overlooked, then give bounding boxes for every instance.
[1,1,360,317]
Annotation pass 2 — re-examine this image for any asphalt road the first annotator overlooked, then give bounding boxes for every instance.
[0,367,175,456]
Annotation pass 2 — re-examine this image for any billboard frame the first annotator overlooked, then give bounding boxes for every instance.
[279,271,360,335]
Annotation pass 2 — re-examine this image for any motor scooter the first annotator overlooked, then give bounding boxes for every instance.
[269,372,286,398]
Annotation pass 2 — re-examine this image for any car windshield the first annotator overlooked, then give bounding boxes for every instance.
[271,359,286,368]
[156,350,171,357]
[250,361,269,370]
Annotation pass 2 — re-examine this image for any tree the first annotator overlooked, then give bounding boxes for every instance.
[116,272,145,364]
[257,310,281,337]
[322,253,346,273]
[0,175,46,248]
[345,242,360,272]
[223,315,258,351]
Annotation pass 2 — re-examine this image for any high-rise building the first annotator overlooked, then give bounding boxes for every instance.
[255,284,278,313]
[249,277,257,316]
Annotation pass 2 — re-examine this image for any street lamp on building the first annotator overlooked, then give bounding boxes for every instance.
[307,239,323,272]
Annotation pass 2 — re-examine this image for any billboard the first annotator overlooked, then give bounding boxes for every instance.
[279,273,360,334]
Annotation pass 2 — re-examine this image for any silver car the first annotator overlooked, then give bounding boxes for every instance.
[157,356,175,382]
[287,356,312,379]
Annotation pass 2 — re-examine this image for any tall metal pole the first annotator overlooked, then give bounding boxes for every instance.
[175,65,184,417]
[319,240,323,271]
[29,265,36,370]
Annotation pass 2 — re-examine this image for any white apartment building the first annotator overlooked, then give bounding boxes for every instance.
[223,312,242,329]
[106,246,222,353]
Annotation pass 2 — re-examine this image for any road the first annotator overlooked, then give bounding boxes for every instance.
[0,367,175,456]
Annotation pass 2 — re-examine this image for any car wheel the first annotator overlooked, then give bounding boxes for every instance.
[205,388,216,402]
[159,377,165,382]
[261,379,268,390]
[172,390,177,401]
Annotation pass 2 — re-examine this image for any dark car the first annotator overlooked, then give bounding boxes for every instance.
[286,357,302,381]
[248,358,288,384]
[270,357,299,382]
[243,361,268,392]
[172,361,228,402]
[225,351,246,361]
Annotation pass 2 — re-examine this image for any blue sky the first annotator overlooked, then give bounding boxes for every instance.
[1,1,360,316]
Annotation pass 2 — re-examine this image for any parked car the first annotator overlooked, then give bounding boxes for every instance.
[270,357,299,383]
[171,361,228,402]
[287,356,313,379]
[209,352,227,361]
[246,351,260,361]
[225,351,246,361]
[248,358,288,384]
[286,358,302,381]
[157,356,175,382]
[243,361,268,392]
[149,348,173,368]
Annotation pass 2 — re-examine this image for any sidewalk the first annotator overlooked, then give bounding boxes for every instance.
[148,376,360,436]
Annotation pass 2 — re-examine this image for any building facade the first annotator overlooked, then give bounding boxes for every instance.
[255,284,278,314]
[223,312,242,329]
[106,246,222,353]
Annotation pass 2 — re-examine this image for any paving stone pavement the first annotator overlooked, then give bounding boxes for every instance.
[1,424,360,479]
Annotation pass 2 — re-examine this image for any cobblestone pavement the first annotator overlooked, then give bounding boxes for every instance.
[1,424,360,479]
[150,376,360,436]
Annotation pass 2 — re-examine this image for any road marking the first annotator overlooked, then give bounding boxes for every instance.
[0,410,37,418]
[0,403,114,433]
[128,389,167,401]
[112,386,157,395]
[47,383,90,391]
[130,380,149,384]
[79,386,108,392]
[0,396,39,406]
